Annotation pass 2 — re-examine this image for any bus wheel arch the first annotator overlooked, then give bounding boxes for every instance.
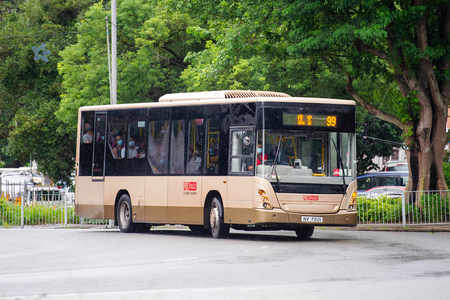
[205,191,230,239]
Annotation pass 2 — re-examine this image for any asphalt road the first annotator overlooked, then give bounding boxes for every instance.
[1,227,450,299]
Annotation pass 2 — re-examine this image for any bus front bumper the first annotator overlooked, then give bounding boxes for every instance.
[248,208,358,227]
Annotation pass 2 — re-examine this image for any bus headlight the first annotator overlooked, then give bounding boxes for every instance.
[348,192,357,210]
[258,189,272,209]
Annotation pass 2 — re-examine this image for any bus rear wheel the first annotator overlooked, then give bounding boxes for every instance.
[117,194,136,233]
[209,197,229,239]
[295,225,314,240]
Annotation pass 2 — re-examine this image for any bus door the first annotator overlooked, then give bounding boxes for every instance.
[227,127,255,223]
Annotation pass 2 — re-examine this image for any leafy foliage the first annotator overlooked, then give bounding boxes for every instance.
[0,196,108,226]
[356,113,403,174]
[358,193,450,224]
[178,0,350,99]
[358,196,403,223]
[57,0,203,132]
[282,0,450,191]
[1,0,447,187]
[0,0,96,183]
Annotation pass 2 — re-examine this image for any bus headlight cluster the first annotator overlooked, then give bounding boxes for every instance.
[348,192,357,210]
[258,189,272,209]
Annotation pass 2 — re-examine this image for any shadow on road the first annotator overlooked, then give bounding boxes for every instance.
[92,227,357,243]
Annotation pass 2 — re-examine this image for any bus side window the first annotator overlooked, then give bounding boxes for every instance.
[109,120,127,159]
[186,119,205,175]
[125,119,147,175]
[123,121,146,159]
[206,119,220,175]
[79,113,94,176]
[148,120,170,174]
[170,120,186,174]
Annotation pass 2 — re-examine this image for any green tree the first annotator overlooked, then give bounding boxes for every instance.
[356,114,403,174]
[57,0,203,131]
[0,0,96,182]
[176,0,448,192]
[283,0,449,192]
[172,0,404,173]
[178,0,349,99]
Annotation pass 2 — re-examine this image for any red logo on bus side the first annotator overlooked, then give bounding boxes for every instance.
[183,182,197,191]
[303,195,319,201]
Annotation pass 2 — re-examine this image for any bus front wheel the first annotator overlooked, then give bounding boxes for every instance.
[209,197,229,239]
[295,225,314,240]
[117,194,136,233]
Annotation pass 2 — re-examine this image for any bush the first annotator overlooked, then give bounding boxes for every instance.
[358,196,404,223]
[418,193,450,223]
[358,192,450,224]
[1,196,109,226]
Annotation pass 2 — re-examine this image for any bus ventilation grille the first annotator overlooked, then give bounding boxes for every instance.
[224,91,291,99]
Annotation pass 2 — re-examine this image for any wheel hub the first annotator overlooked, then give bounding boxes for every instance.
[120,202,130,227]
[210,207,219,229]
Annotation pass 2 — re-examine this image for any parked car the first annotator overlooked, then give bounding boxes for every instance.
[381,161,408,172]
[360,186,405,198]
[0,171,34,200]
[357,171,409,194]
[0,170,33,182]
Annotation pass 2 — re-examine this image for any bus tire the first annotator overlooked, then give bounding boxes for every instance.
[209,197,229,239]
[295,225,314,240]
[117,194,136,233]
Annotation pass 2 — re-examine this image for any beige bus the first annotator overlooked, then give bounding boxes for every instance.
[75,90,357,239]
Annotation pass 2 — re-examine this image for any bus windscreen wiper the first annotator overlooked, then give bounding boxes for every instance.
[271,135,283,193]
[332,139,346,195]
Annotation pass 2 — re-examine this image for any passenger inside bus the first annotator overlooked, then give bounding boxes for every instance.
[187,143,203,174]
[83,123,93,144]
[137,148,146,159]
[148,122,170,174]
[113,135,124,159]
[122,137,139,159]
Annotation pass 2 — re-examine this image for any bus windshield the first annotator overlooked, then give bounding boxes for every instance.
[255,129,356,185]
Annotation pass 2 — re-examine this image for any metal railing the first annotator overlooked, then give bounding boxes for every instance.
[1,181,110,228]
[358,190,450,227]
[2,181,450,228]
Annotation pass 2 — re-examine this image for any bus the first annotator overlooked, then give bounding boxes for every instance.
[75,90,357,239]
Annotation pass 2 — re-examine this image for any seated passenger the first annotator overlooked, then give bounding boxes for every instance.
[112,136,124,159]
[83,123,93,144]
[122,137,139,158]
[137,148,146,159]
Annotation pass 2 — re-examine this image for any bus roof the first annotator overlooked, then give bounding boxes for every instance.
[158,90,291,101]
[79,91,355,111]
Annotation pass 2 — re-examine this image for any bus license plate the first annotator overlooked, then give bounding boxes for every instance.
[302,216,323,223]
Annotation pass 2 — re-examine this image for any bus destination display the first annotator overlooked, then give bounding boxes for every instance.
[283,113,337,128]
